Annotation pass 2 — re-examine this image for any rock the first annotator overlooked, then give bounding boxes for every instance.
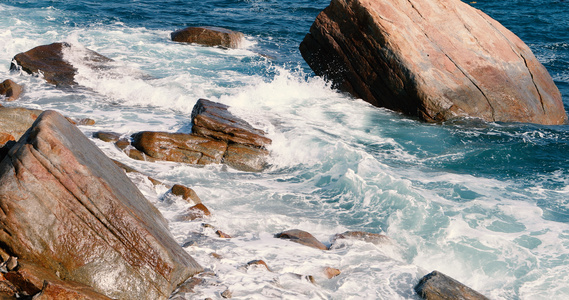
[191,99,271,148]
[324,267,341,279]
[216,230,231,239]
[111,159,163,186]
[171,26,244,48]
[415,271,489,300]
[299,0,567,125]
[0,106,42,145]
[0,79,23,101]
[223,143,269,172]
[275,229,328,250]
[332,231,389,245]
[0,111,202,299]
[246,260,271,272]
[171,184,202,204]
[132,131,227,165]
[221,288,232,298]
[93,131,122,143]
[11,42,112,86]
[177,203,212,221]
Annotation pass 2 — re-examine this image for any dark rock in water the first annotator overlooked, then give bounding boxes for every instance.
[415,270,489,300]
[0,79,23,101]
[132,131,228,165]
[223,143,269,172]
[171,26,244,48]
[300,0,567,125]
[10,42,112,86]
[0,111,202,299]
[191,98,271,148]
[275,229,328,250]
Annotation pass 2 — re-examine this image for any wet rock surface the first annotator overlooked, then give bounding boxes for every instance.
[415,270,489,300]
[0,110,202,299]
[300,0,567,125]
[171,26,244,48]
[0,80,22,101]
[275,229,328,250]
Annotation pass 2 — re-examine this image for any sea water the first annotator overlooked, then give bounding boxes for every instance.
[1,0,569,299]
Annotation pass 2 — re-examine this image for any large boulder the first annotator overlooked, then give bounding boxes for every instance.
[300,0,567,125]
[0,111,202,299]
[171,26,244,48]
[415,271,488,300]
[10,42,112,86]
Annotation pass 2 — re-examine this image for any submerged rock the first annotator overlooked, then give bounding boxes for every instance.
[300,0,567,125]
[171,26,244,48]
[415,271,488,300]
[275,229,328,250]
[0,79,23,101]
[0,111,202,299]
[332,231,389,246]
[10,42,112,86]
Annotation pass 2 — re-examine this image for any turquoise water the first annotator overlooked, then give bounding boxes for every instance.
[1,0,569,299]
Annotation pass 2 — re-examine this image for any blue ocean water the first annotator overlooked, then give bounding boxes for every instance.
[1,0,569,299]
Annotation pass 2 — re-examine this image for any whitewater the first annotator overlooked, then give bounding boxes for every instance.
[1,0,569,299]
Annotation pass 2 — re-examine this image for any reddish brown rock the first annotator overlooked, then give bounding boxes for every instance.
[324,267,341,279]
[0,111,202,299]
[171,184,202,204]
[275,229,328,250]
[0,106,42,144]
[178,203,211,221]
[216,230,232,239]
[246,260,271,272]
[171,26,244,48]
[132,131,227,165]
[191,99,271,148]
[223,143,269,172]
[415,271,488,300]
[0,79,22,101]
[93,131,122,143]
[300,0,567,125]
[11,42,112,86]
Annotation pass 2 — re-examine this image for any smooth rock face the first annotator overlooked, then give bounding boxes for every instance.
[300,0,567,125]
[0,111,202,300]
[11,42,112,86]
[132,131,228,165]
[275,229,328,250]
[191,98,271,148]
[415,271,489,300]
[0,106,42,146]
[171,26,244,48]
[0,79,23,101]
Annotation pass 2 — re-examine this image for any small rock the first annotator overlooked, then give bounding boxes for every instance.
[216,230,231,239]
[0,79,23,101]
[93,131,122,143]
[246,260,271,272]
[415,270,489,300]
[171,26,244,49]
[211,253,222,259]
[171,184,202,204]
[115,138,131,150]
[332,231,389,246]
[174,277,203,294]
[221,288,232,298]
[324,267,341,279]
[177,203,211,221]
[75,118,96,125]
[275,229,328,250]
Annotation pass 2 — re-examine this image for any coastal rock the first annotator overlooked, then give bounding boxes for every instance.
[223,143,269,172]
[324,267,341,279]
[177,203,212,221]
[415,271,489,300]
[11,42,112,86]
[299,0,567,125]
[275,229,328,250]
[0,79,23,101]
[0,106,42,147]
[0,111,202,299]
[171,26,244,48]
[171,184,202,204]
[246,260,271,272]
[132,131,227,165]
[93,131,122,143]
[191,98,271,148]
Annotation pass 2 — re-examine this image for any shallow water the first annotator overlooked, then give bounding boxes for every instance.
[1,0,569,299]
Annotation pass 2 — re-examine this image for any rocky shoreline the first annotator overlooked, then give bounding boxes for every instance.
[2,0,561,298]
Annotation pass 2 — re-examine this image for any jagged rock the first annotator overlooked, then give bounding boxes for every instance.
[132,131,227,165]
[10,42,112,86]
[171,26,243,48]
[275,229,328,250]
[191,99,271,148]
[0,111,202,299]
[300,0,567,125]
[415,270,489,300]
[332,231,389,245]
[0,79,22,101]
